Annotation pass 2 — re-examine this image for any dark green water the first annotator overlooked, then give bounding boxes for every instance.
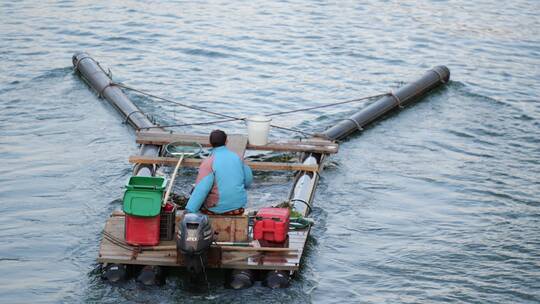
[1,1,539,303]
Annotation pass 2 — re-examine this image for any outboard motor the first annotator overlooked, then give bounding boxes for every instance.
[177,213,214,275]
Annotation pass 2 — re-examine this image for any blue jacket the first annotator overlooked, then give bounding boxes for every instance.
[186,146,253,213]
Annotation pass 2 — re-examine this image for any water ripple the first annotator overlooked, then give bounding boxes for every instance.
[1,0,539,303]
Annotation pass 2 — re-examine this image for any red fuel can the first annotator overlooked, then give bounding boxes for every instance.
[125,214,160,246]
[253,207,290,243]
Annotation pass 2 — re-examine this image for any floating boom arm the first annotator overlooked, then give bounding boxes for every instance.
[72,52,163,176]
[322,66,450,141]
[290,66,450,216]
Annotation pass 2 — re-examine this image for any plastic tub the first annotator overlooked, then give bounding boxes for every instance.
[123,176,166,217]
[253,207,290,243]
[246,115,271,146]
[125,176,167,191]
[125,214,160,246]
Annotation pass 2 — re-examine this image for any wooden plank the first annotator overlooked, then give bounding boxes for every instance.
[98,211,310,271]
[211,216,249,242]
[128,155,320,172]
[220,246,298,253]
[220,252,300,270]
[136,132,210,146]
[248,141,338,154]
[97,257,178,266]
[176,211,249,242]
[226,134,248,157]
[136,131,338,154]
[141,245,298,253]
[220,228,309,270]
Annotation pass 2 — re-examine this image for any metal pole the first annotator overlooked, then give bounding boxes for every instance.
[72,52,163,176]
[322,66,450,141]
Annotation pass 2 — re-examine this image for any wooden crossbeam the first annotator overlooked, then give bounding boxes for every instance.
[136,131,338,154]
[129,155,320,172]
[98,215,307,270]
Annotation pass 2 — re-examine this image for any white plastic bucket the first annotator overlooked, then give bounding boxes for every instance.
[246,115,271,146]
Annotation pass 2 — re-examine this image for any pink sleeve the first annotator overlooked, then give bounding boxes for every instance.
[195,156,214,184]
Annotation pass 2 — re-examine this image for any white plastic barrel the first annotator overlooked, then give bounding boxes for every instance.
[246,115,271,146]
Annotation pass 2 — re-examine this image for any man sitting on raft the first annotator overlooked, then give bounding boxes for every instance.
[186,129,253,215]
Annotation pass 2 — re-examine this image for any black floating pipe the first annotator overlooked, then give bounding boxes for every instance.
[137,265,165,286]
[72,52,163,176]
[263,270,290,289]
[102,264,128,283]
[322,66,450,141]
[228,269,255,290]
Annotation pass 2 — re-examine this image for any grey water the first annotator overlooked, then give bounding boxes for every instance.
[1,1,539,303]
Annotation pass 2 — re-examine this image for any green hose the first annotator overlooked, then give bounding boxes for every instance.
[289,217,314,229]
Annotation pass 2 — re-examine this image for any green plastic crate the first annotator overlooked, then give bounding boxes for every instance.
[122,176,167,217]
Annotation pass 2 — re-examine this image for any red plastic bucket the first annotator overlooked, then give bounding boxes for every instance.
[125,214,160,246]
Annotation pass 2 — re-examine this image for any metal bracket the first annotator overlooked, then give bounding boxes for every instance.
[124,110,144,124]
[342,118,363,131]
[98,82,115,98]
[431,68,447,84]
[389,90,404,109]
[73,56,93,72]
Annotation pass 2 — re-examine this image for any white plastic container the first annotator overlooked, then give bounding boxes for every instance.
[246,115,271,146]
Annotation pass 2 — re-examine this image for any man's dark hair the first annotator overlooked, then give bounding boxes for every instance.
[209,129,227,147]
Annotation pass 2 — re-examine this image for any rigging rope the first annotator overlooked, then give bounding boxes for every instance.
[111,82,389,137]
[266,92,389,117]
[113,82,240,121]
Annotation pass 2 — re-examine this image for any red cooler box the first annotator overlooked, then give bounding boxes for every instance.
[254,207,290,243]
[125,214,160,246]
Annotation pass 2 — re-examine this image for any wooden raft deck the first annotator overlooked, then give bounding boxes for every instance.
[98,213,309,271]
[130,132,337,173]
[97,132,327,271]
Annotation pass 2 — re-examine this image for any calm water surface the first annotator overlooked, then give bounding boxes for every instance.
[1,1,539,303]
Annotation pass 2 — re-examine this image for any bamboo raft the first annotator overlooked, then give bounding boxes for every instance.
[98,132,338,272]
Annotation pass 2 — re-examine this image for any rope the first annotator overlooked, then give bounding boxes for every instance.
[139,118,239,130]
[291,198,313,213]
[124,110,145,124]
[342,118,363,131]
[113,82,388,138]
[98,82,115,98]
[102,230,140,252]
[269,124,315,137]
[389,90,404,109]
[266,93,389,117]
[74,56,112,79]
[139,117,316,137]
[74,56,92,72]
[113,82,241,121]
[78,60,444,141]
[114,82,312,136]
[76,59,321,137]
